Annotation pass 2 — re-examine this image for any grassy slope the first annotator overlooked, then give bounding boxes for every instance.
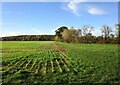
[2,41,118,84]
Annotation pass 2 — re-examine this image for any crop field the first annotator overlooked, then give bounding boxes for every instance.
[1,41,119,84]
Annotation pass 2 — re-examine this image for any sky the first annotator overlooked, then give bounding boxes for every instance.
[0,1,118,37]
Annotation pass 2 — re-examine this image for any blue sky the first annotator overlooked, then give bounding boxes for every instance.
[1,1,118,37]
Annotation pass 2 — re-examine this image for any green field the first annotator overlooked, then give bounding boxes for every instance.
[1,41,118,84]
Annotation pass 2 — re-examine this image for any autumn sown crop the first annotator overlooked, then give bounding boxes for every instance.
[1,41,118,84]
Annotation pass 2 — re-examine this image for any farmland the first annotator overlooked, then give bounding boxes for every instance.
[1,41,118,84]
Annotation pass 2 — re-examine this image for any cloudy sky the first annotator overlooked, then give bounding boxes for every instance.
[0,1,118,37]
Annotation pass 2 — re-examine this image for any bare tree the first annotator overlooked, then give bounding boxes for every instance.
[82,25,94,36]
[101,25,113,43]
[82,25,94,43]
[115,23,120,37]
[75,28,82,36]
[116,23,120,44]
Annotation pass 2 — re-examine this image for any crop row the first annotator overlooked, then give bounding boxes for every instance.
[2,50,74,80]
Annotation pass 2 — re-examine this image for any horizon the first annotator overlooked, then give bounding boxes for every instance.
[0,2,118,37]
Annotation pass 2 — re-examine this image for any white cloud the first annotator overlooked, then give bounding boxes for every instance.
[67,1,80,16]
[63,0,109,16]
[51,28,57,33]
[0,31,21,37]
[65,0,89,16]
[67,0,84,16]
[7,32,20,36]
[92,28,101,36]
[0,28,40,37]
[0,27,54,37]
[32,28,40,33]
[88,8,107,15]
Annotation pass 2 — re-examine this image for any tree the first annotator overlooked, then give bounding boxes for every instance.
[75,28,82,36]
[54,36,60,41]
[61,29,74,43]
[55,26,68,38]
[82,25,94,36]
[61,27,80,43]
[82,25,94,43]
[116,23,120,44]
[109,34,116,44]
[96,36,103,44]
[101,25,113,43]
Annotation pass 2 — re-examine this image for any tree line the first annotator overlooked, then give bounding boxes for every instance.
[54,24,120,44]
[1,23,119,44]
[1,35,55,41]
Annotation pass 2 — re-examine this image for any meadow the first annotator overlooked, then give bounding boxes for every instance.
[1,41,118,84]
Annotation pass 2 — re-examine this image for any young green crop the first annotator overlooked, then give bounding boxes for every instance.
[2,41,118,84]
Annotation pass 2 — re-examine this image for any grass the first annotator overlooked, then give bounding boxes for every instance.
[1,41,119,84]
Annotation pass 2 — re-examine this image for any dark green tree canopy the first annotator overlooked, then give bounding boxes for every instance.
[55,26,68,37]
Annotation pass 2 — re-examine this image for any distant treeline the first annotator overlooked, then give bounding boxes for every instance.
[1,35,55,41]
[54,24,120,44]
[1,24,120,44]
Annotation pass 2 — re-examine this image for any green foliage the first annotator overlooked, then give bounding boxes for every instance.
[54,36,60,41]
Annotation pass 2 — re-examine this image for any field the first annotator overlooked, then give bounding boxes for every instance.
[1,41,118,84]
